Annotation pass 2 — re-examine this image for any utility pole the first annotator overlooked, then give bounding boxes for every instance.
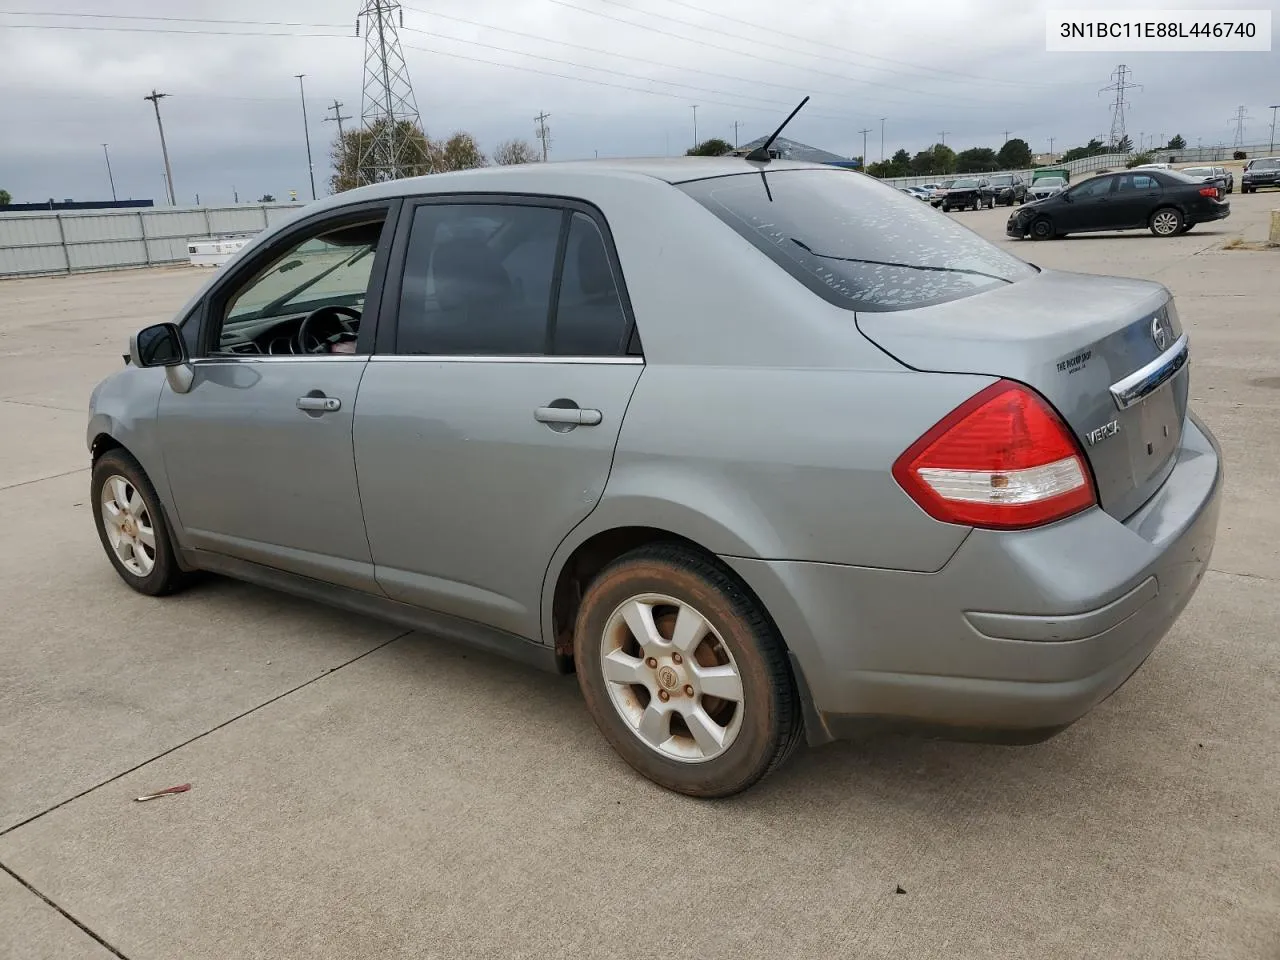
[691,104,698,149]
[535,111,551,161]
[144,89,176,207]
[1002,130,1011,144]
[733,120,739,148]
[295,74,316,200]
[879,117,886,161]
[1049,136,1055,154]
[1230,106,1250,148]
[938,131,949,146]
[1270,105,1280,153]
[325,99,353,140]
[859,127,872,166]
[233,185,239,203]
[101,143,117,201]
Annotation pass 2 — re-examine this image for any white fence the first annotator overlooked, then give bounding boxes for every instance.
[0,203,305,279]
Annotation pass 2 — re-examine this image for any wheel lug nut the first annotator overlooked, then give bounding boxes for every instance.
[684,685,695,697]
[657,689,670,702]
[645,657,658,669]
[671,652,682,664]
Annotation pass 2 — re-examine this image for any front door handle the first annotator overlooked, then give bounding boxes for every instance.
[297,396,341,412]
[534,405,602,426]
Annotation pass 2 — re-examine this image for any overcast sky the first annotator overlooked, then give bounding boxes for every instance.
[0,0,1274,205]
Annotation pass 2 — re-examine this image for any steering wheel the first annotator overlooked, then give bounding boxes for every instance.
[296,305,361,354]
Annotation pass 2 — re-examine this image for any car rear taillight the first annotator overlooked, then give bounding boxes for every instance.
[892,381,1097,530]
[1199,186,1219,197]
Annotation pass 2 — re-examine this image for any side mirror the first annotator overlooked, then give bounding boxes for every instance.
[128,322,194,394]
[129,322,186,368]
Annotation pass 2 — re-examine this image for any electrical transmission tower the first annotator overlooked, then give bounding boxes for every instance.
[356,0,426,184]
[1230,105,1251,148]
[1099,64,1141,150]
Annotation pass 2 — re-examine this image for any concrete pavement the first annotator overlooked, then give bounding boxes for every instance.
[2,192,1278,959]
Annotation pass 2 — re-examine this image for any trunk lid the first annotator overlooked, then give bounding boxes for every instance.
[858,269,1188,521]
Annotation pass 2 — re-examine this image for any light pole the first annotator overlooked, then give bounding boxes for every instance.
[144,90,176,207]
[691,105,698,149]
[295,74,316,201]
[101,143,117,201]
[879,117,886,162]
[1270,105,1280,153]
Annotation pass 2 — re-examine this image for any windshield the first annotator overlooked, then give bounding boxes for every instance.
[1035,177,1065,187]
[989,176,1012,185]
[951,178,980,188]
[1251,158,1280,170]
[679,169,1035,312]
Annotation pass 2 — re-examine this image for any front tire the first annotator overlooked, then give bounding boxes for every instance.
[1150,207,1183,237]
[92,449,189,596]
[573,544,801,798]
[1030,217,1054,240]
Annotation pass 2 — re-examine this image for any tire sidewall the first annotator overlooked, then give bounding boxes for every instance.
[1031,217,1054,240]
[574,556,787,797]
[1150,207,1183,236]
[91,451,180,596]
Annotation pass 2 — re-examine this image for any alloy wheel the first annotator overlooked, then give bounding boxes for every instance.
[598,593,745,763]
[99,474,157,577]
[1152,210,1181,235]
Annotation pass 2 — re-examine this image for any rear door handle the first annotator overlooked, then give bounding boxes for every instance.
[297,396,341,412]
[535,406,602,426]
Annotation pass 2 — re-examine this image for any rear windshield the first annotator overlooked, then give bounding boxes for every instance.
[1182,167,1213,176]
[678,169,1035,312]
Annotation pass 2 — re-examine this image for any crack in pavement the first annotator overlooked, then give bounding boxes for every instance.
[0,860,132,960]
[0,397,85,413]
[1208,566,1277,583]
[0,467,88,491]
[0,628,413,840]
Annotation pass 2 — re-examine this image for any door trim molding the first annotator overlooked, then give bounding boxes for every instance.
[366,354,643,365]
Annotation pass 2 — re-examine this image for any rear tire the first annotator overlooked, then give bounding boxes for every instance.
[1149,207,1183,237]
[92,449,190,597]
[573,544,802,798]
[1030,217,1054,240]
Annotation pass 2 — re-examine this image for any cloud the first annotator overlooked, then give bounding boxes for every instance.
[0,0,1270,204]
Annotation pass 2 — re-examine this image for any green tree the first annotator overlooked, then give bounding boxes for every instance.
[257,194,275,203]
[1125,152,1154,169]
[436,132,488,171]
[1116,134,1133,153]
[956,147,1000,173]
[910,143,956,175]
[996,137,1033,169]
[890,148,911,175]
[1060,138,1110,163]
[492,138,541,165]
[1168,134,1186,150]
[0,189,11,205]
[330,119,435,193]
[686,137,735,156]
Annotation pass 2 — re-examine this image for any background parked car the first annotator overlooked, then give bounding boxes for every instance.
[942,177,995,211]
[931,179,956,207]
[988,173,1028,205]
[1008,168,1230,239]
[1026,175,1068,201]
[1179,166,1230,195]
[1242,157,1280,193]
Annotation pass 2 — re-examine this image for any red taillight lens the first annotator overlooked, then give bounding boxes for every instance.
[892,381,1097,530]
[1199,186,1219,197]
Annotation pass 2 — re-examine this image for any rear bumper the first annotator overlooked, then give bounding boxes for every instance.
[724,412,1223,745]
[1194,202,1231,223]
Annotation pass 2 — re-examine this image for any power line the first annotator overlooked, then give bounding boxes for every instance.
[545,0,1042,108]
[0,23,349,37]
[0,12,348,27]
[295,74,317,200]
[652,0,1070,89]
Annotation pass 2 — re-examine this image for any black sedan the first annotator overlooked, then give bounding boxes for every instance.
[941,178,995,211]
[1006,169,1230,240]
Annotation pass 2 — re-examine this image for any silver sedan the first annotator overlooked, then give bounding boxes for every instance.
[89,159,1222,797]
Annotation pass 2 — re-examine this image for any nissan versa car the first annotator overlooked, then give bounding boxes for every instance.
[90,158,1222,798]
[1007,168,1231,239]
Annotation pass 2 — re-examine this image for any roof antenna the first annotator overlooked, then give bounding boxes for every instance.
[745,96,810,162]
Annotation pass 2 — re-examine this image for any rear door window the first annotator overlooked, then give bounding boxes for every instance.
[1118,174,1161,192]
[678,169,1034,312]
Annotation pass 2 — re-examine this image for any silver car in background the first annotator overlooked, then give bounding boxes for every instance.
[90,159,1222,797]
[1027,175,1068,201]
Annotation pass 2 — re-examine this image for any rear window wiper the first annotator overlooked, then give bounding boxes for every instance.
[789,238,1013,284]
